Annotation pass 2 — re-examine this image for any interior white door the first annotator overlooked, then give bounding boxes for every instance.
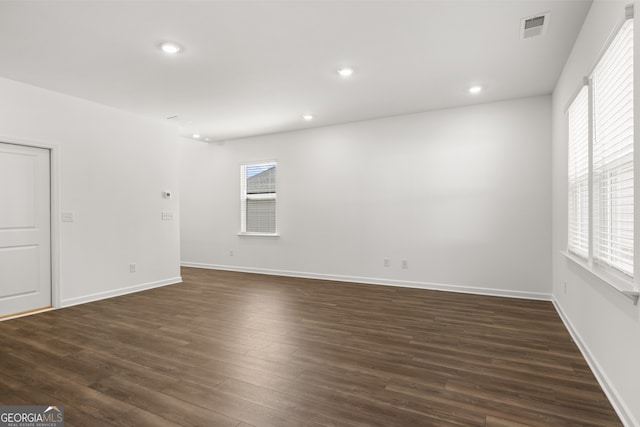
[0,142,51,317]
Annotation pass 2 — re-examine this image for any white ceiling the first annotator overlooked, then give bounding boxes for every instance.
[0,1,591,142]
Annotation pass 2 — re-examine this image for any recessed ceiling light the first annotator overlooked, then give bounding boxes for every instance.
[192,134,201,139]
[204,138,210,142]
[160,42,182,54]
[338,68,354,77]
[469,85,483,94]
[303,115,313,121]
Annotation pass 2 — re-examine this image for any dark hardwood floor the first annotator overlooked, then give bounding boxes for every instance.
[0,267,621,426]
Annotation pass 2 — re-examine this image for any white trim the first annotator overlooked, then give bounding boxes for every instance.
[587,77,594,264]
[246,194,276,201]
[61,276,182,308]
[634,0,640,290]
[180,262,551,301]
[553,298,638,427]
[237,232,280,237]
[239,158,278,167]
[50,143,61,309]
[563,79,588,114]
[562,251,639,304]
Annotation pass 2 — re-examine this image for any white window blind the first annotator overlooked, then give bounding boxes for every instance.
[568,86,590,258]
[240,162,277,234]
[592,18,634,276]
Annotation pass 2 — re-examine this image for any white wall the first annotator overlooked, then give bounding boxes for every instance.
[0,77,181,307]
[181,95,551,299]
[552,1,640,425]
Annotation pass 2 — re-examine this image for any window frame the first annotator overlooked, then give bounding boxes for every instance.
[564,6,639,304]
[567,84,590,259]
[239,160,279,237]
[590,16,634,277]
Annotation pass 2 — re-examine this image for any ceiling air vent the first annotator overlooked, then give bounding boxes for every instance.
[520,12,550,39]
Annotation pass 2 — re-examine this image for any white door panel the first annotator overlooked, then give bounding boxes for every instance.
[0,143,51,317]
[0,152,37,228]
[0,245,40,297]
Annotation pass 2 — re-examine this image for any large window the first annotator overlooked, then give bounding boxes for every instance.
[240,161,277,234]
[592,17,634,275]
[567,12,634,278]
[568,86,589,258]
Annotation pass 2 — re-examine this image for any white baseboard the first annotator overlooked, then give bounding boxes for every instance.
[180,262,550,301]
[552,298,637,427]
[61,276,182,308]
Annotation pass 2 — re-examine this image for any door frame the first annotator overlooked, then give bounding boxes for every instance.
[0,135,61,311]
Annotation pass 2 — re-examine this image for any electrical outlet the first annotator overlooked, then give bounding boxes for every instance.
[402,260,408,269]
[229,250,234,256]
[130,263,137,273]
[384,258,390,267]
[564,282,567,295]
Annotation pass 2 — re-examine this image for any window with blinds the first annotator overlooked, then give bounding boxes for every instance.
[240,162,277,234]
[592,18,634,276]
[567,12,634,279]
[568,86,589,258]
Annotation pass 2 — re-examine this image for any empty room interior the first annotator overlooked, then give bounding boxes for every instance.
[1,0,639,426]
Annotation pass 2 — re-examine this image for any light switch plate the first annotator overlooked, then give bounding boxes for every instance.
[61,212,74,222]
[162,211,174,220]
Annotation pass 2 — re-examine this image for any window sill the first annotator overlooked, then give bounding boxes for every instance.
[237,232,280,238]
[561,251,639,305]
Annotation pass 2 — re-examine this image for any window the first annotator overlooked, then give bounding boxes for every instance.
[240,162,277,234]
[568,86,589,258]
[567,11,634,279]
[592,17,634,276]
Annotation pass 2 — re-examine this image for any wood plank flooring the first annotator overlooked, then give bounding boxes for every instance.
[0,267,621,426]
